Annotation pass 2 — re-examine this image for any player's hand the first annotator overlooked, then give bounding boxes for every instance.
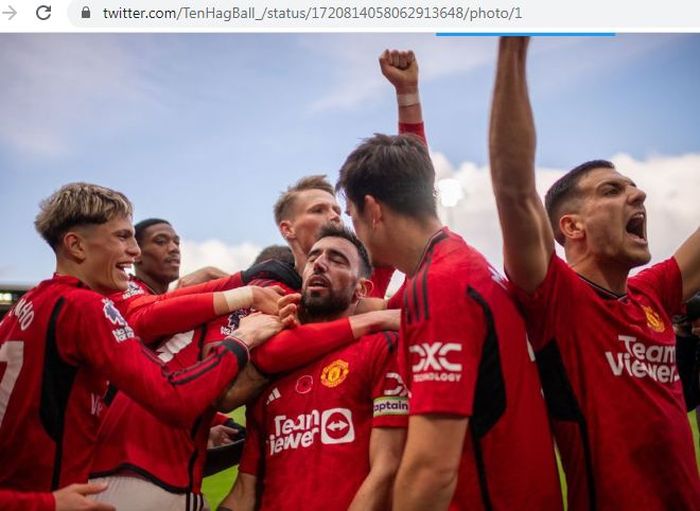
[367,309,401,332]
[207,425,239,449]
[250,285,286,315]
[691,317,700,337]
[232,313,283,348]
[176,266,229,288]
[53,483,115,511]
[379,49,418,94]
[277,293,301,328]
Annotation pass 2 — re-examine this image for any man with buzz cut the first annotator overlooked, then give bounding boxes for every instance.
[218,224,407,511]
[0,182,273,511]
[336,134,562,510]
[489,37,700,510]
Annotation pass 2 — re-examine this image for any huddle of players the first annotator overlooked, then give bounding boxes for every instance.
[2,37,700,511]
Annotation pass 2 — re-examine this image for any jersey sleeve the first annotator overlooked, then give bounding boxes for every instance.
[60,293,248,429]
[398,122,427,145]
[367,332,408,428]
[251,318,354,374]
[630,258,683,316]
[119,292,216,345]
[406,271,486,417]
[0,489,54,511]
[507,254,578,352]
[238,398,264,476]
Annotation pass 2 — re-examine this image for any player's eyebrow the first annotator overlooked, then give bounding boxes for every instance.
[326,248,350,265]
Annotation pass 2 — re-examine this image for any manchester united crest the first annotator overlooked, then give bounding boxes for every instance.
[642,305,665,333]
[321,359,350,388]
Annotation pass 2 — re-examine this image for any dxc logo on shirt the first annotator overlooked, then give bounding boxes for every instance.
[410,342,462,383]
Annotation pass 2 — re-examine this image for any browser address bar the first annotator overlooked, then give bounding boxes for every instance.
[2,0,700,32]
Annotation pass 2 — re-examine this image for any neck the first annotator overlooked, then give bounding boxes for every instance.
[134,271,168,294]
[386,216,444,276]
[566,249,630,296]
[55,259,107,294]
[300,304,354,325]
[291,243,307,276]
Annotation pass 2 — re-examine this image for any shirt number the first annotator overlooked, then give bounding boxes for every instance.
[0,341,24,429]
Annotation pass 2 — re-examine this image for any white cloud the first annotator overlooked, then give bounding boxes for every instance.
[179,239,261,277]
[434,151,700,273]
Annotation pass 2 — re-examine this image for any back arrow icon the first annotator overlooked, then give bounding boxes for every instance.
[2,5,17,20]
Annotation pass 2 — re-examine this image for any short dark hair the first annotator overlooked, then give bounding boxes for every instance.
[316,224,372,279]
[336,133,437,219]
[253,244,295,266]
[544,159,615,245]
[273,175,335,225]
[134,218,171,244]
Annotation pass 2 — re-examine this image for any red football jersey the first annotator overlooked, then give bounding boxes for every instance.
[239,331,407,511]
[399,228,562,511]
[91,279,356,494]
[0,275,247,492]
[511,255,700,510]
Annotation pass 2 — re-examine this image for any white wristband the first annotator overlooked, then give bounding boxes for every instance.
[397,92,420,107]
[223,286,254,312]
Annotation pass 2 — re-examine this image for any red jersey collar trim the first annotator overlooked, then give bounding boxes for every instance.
[576,273,627,301]
[130,275,157,294]
[51,273,87,288]
[413,226,450,274]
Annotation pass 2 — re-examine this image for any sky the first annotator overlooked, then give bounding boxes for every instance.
[1,33,699,286]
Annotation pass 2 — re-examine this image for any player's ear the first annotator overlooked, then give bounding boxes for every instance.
[279,220,295,241]
[560,213,585,241]
[62,230,87,262]
[363,195,383,229]
[353,277,372,301]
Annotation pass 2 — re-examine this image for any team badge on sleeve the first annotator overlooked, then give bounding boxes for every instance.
[321,359,349,388]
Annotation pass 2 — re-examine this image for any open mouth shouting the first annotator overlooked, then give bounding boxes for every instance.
[625,211,647,245]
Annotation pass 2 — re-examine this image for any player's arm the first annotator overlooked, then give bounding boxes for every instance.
[380,49,425,142]
[348,427,406,511]
[673,228,700,301]
[217,473,257,511]
[123,285,284,344]
[393,415,468,511]
[252,306,400,374]
[175,266,229,288]
[0,483,115,511]
[489,37,553,293]
[75,298,278,428]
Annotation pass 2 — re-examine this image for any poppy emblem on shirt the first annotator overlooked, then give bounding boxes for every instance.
[321,359,349,388]
[642,305,665,333]
[295,375,313,394]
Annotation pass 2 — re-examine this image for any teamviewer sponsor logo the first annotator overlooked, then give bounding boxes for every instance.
[410,342,463,382]
[268,408,355,455]
[605,335,679,384]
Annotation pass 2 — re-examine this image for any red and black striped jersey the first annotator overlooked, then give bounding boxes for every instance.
[400,228,562,511]
[511,255,700,510]
[0,274,247,492]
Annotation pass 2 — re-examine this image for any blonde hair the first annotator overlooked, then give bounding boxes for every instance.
[273,175,334,225]
[35,182,133,249]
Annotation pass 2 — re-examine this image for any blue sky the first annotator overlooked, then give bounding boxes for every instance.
[2,34,700,284]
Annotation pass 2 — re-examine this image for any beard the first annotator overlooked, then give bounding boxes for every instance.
[299,287,353,323]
